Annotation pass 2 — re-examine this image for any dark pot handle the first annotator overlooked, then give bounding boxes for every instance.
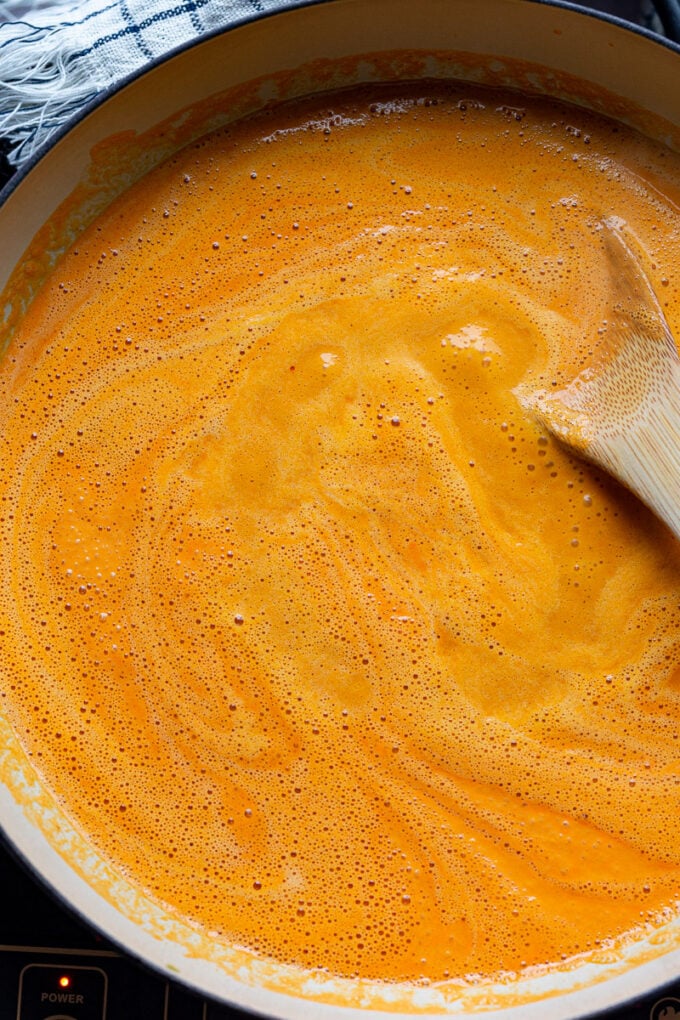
[652,0,680,41]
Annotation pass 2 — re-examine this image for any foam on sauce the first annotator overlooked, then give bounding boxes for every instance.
[1,81,680,986]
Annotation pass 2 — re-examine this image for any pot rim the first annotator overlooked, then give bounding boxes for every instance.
[1,0,679,211]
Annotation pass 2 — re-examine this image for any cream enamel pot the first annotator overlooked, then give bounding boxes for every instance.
[1,1,680,1016]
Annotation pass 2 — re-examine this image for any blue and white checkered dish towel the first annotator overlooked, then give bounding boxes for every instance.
[0,0,291,171]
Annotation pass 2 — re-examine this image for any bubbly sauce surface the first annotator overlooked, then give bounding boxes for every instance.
[1,81,680,985]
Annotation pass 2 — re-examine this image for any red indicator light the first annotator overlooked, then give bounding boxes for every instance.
[58,975,71,988]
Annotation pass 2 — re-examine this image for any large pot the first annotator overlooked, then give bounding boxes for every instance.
[1,1,680,1016]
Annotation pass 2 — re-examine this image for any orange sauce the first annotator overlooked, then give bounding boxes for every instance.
[1,81,680,985]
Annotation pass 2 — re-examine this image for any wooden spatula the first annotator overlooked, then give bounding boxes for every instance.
[517,223,680,541]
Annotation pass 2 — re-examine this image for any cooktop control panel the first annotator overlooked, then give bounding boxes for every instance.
[0,941,246,1020]
[17,963,107,1020]
[3,939,680,1020]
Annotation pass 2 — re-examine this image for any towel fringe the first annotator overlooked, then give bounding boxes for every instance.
[0,43,117,167]
[0,0,263,171]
